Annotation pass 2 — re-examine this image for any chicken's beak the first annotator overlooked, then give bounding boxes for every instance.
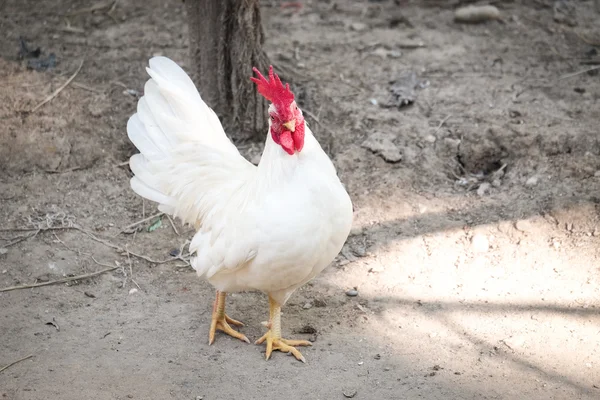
[283,120,296,132]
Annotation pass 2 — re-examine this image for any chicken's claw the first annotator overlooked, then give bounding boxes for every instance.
[255,330,311,363]
[208,291,249,345]
[209,315,250,345]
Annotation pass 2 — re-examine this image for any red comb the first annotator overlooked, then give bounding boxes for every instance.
[251,66,294,111]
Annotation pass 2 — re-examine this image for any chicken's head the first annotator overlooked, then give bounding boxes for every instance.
[251,66,305,155]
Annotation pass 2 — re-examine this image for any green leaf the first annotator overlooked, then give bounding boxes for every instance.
[147,217,162,232]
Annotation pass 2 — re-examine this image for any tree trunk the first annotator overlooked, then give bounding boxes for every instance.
[186,0,269,141]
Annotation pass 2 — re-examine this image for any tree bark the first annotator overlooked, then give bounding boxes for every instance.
[186,0,269,141]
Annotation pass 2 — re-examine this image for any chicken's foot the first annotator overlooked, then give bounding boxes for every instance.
[208,291,249,345]
[255,296,312,362]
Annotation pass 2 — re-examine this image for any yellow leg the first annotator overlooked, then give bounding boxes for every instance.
[255,295,312,363]
[208,291,249,345]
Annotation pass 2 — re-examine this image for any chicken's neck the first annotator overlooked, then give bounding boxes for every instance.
[256,123,332,188]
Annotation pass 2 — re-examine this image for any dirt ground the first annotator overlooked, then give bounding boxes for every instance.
[1,0,600,399]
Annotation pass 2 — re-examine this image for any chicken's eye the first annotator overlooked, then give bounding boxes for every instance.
[270,115,275,121]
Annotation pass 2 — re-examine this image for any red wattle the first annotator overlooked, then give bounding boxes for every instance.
[292,130,304,152]
[279,130,295,155]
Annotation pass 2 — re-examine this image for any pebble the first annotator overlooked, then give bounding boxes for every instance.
[454,5,500,23]
[313,299,327,307]
[343,389,358,398]
[515,219,533,232]
[525,176,539,187]
[346,288,359,297]
[477,182,491,197]
[424,134,436,143]
[350,22,368,32]
[0,248,7,255]
[303,302,313,310]
[361,132,403,163]
[595,171,600,178]
[349,226,365,236]
[502,335,526,350]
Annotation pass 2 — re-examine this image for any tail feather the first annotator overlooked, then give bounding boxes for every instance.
[127,56,247,223]
[127,114,165,160]
[130,176,175,207]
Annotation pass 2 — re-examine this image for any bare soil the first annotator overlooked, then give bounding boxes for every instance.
[1,1,599,399]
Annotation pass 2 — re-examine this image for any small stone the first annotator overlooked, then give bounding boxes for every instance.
[349,226,364,236]
[471,234,489,253]
[594,171,600,178]
[196,396,204,400]
[454,5,500,23]
[525,176,538,187]
[361,132,403,163]
[350,22,368,31]
[346,288,359,297]
[374,353,381,360]
[303,302,313,310]
[424,134,436,143]
[502,335,526,350]
[128,288,138,295]
[492,178,502,187]
[0,248,7,255]
[477,182,491,197]
[343,388,358,398]
[515,220,533,233]
[313,299,327,307]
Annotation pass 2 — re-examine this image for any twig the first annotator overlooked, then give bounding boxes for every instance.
[3,215,189,266]
[45,165,89,174]
[571,30,600,47]
[3,233,34,247]
[30,60,84,113]
[559,66,600,80]
[66,0,116,16]
[0,355,34,373]
[433,115,451,135]
[113,160,130,168]
[53,233,90,257]
[114,212,163,236]
[125,248,141,290]
[71,82,102,93]
[165,214,180,236]
[0,258,118,293]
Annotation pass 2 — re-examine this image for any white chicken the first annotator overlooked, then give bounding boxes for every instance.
[127,57,353,362]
